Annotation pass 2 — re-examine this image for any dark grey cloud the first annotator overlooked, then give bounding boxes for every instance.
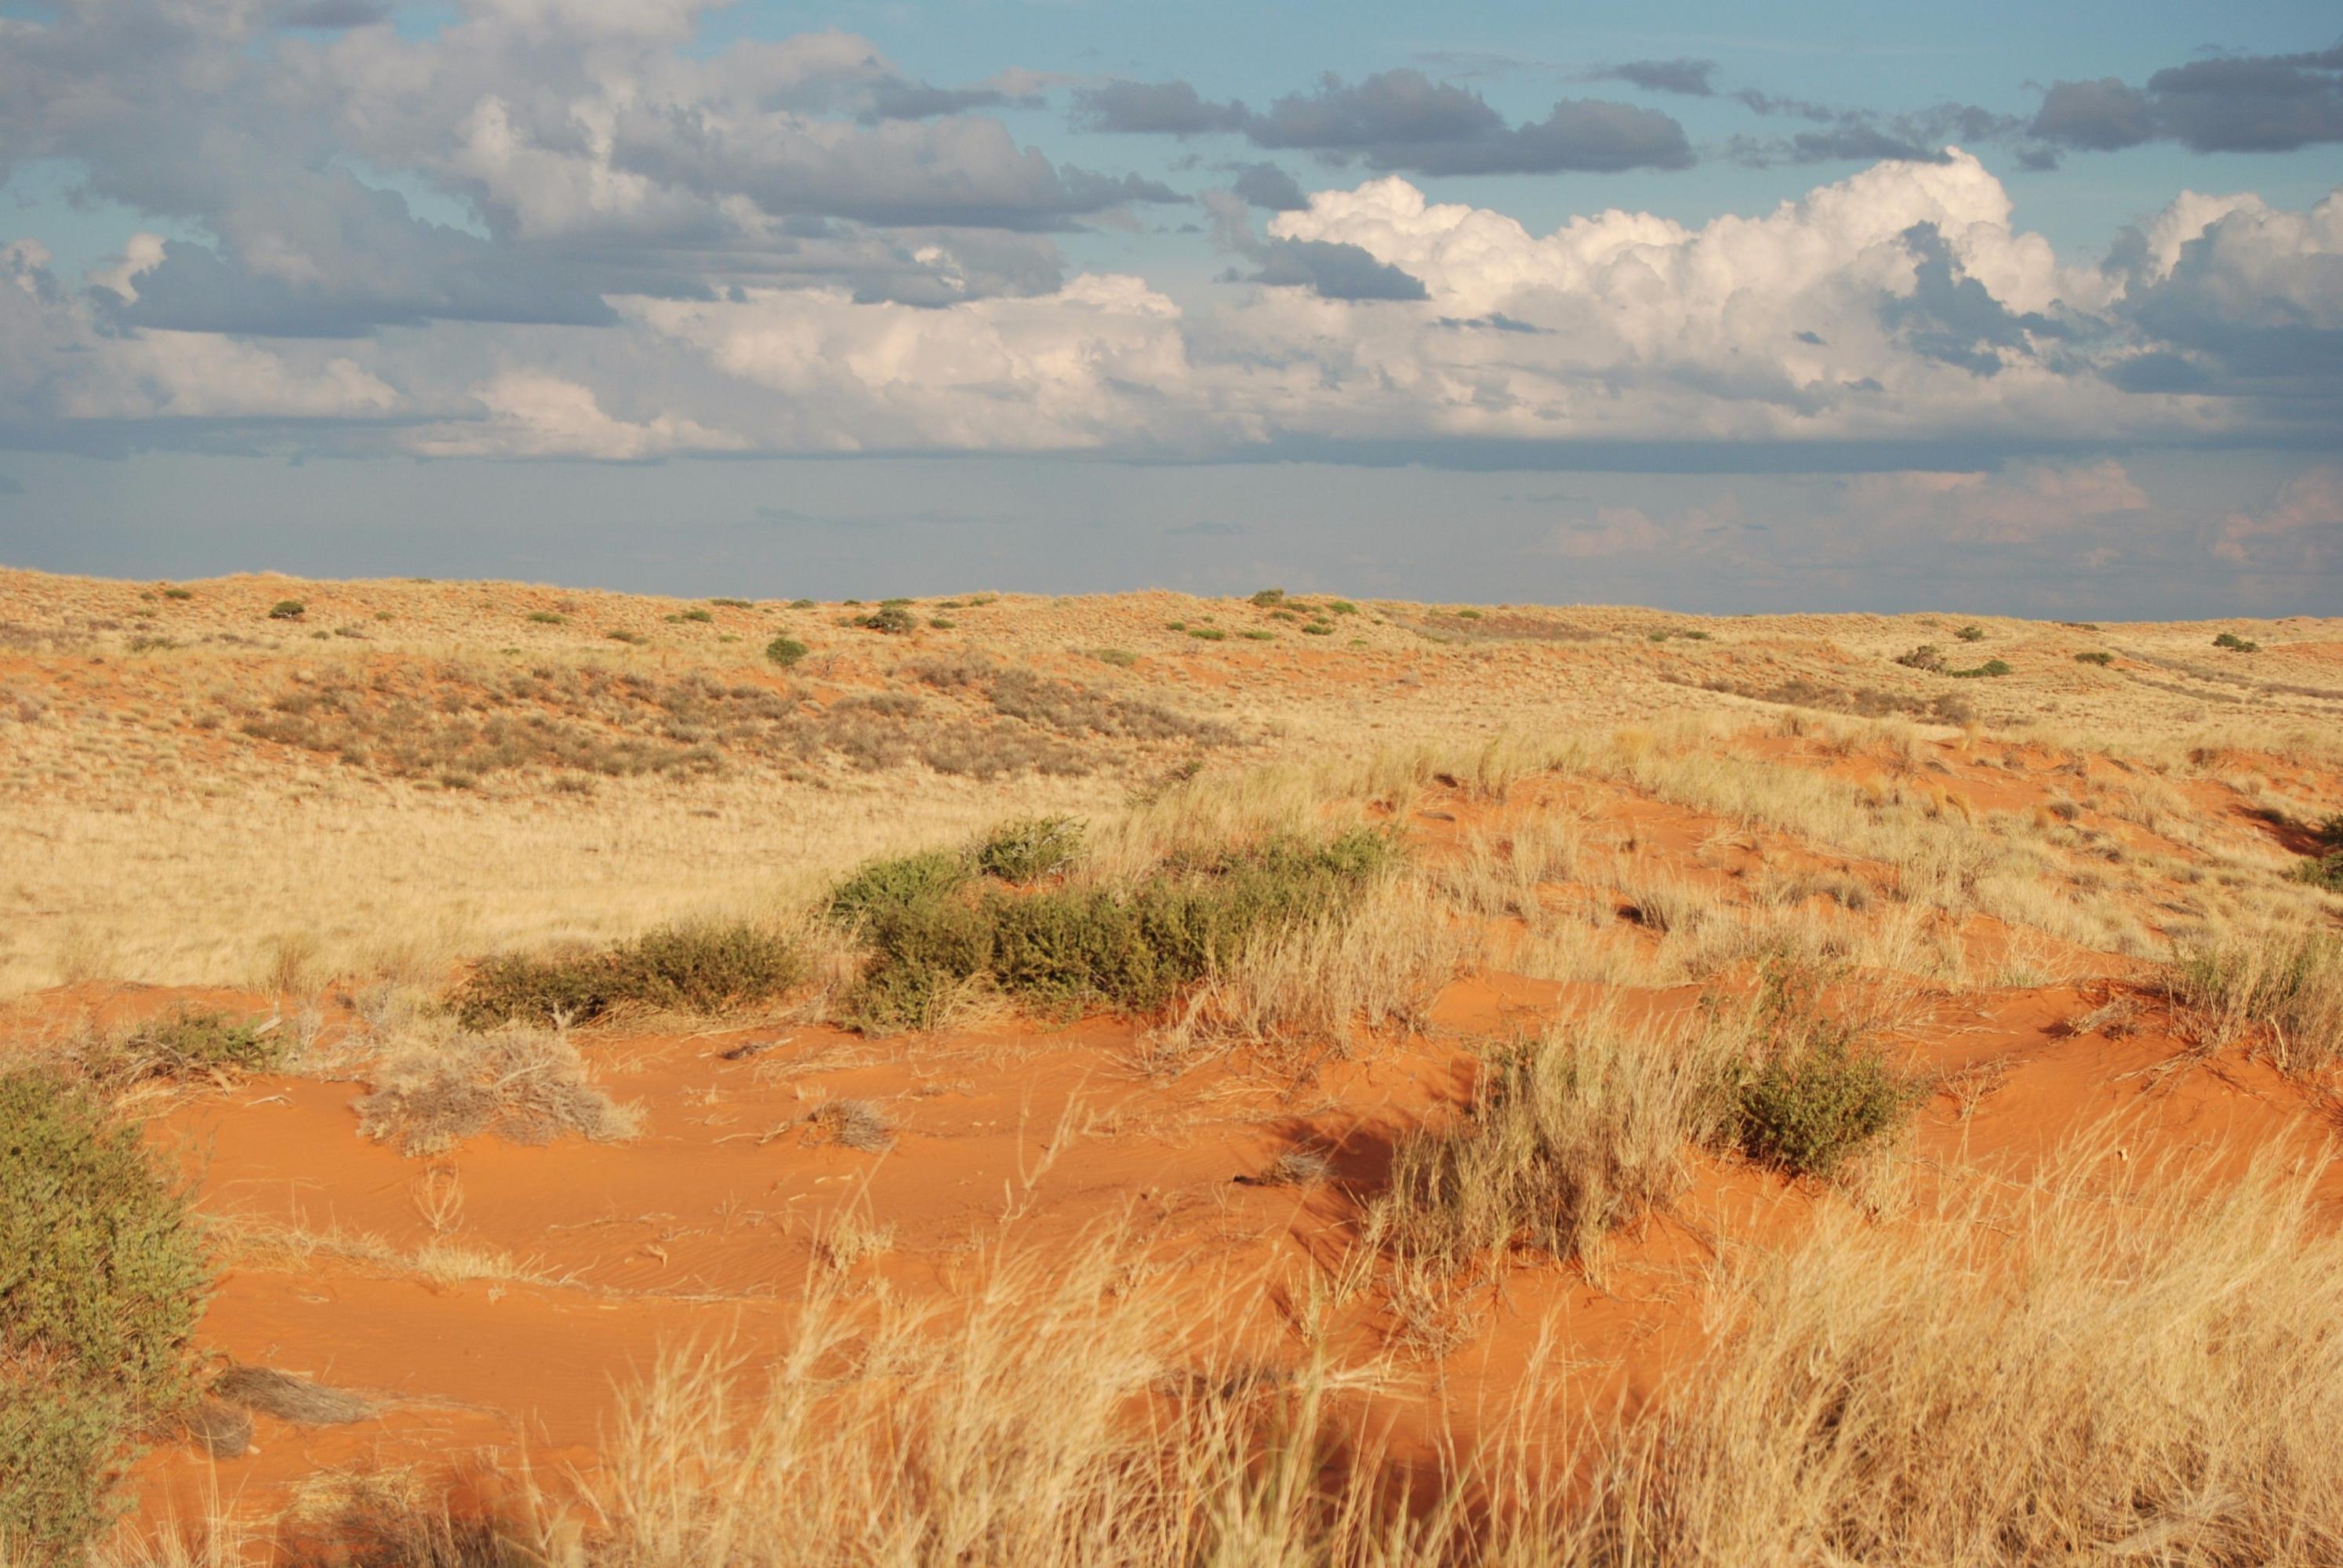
[1231,163,1308,212]
[1881,223,2066,377]
[2032,40,2343,154]
[1070,69,1692,176]
[1593,59,1716,97]
[1732,96,2025,167]
[276,0,390,29]
[1252,71,1694,174]
[1072,80,1251,136]
[1244,238,1429,301]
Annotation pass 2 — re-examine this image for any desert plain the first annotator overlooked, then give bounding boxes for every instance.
[4,564,2342,1566]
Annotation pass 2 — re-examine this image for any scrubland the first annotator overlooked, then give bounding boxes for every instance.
[1,566,2340,1565]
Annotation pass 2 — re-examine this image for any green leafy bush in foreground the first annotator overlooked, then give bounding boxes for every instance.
[1727,979,1914,1178]
[830,829,1396,1033]
[451,924,804,1029]
[2,1074,206,1557]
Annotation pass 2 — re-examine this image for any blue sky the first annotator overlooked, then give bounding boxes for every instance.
[2,0,2338,612]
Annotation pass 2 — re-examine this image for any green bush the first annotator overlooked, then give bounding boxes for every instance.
[527,611,565,626]
[160,586,193,601]
[1241,630,1276,641]
[1956,624,1985,642]
[709,597,753,609]
[267,599,305,620]
[605,629,646,644]
[673,608,714,623]
[827,849,971,927]
[1729,998,1911,1178]
[830,830,1395,1033]
[1302,622,1334,636]
[1188,627,1227,642]
[2075,651,2113,666]
[855,604,917,635]
[1327,600,1358,615]
[1094,648,1138,668]
[2297,852,2343,895]
[1249,587,1287,606]
[450,924,803,1029]
[1949,659,2012,678]
[2,1075,206,1556]
[975,816,1086,884]
[765,635,809,667]
[2214,631,2260,652]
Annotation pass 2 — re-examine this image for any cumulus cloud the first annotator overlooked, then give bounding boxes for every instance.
[2032,42,2343,154]
[406,372,742,458]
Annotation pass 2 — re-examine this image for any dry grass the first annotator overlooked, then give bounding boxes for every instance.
[2167,924,2343,1075]
[350,1024,643,1157]
[1371,1007,1745,1277]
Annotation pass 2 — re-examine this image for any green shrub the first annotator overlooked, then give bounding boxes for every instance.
[450,924,802,1029]
[2296,853,2343,895]
[1240,630,1276,641]
[1455,608,1482,620]
[1302,622,1334,636]
[527,611,565,625]
[827,850,971,927]
[605,629,646,644]
[1189,627,1227,642]
[1728,995,1911,1178]
[160,586,192,601]
[1956,624,1985,642]
[2,1075,206,1556]
[929,617,957,630]
[975,816,1086,884]
[789,597,816,609]
[672,608,714,624]
[1094,648,1138,668]
[855,604,917,635]
[710,597,753,609]
[2075,651,2112,666]
[1948,659,2012,678]
[2214,631,2261,652]
[1327,600,1358,615]
[830,830,1396,1034]
[1249,587,1287,606]
[765,635,809,667]
[267,599,305,620]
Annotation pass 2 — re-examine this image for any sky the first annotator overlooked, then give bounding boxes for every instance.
[1,1,2338,614]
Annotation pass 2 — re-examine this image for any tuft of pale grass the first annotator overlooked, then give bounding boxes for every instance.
[1150,877,1477,1058]
[351,1024,643,1156]
[1574,1135,2343,1566]
[1371,1007,1744,1278]
[2167,924,2343,1075]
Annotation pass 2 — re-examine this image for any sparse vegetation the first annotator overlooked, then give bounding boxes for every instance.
[1956,623,1986,641]
[828,829,1397,1033]
[1,1074,206,1557]
[764,634,808,666]
[1947,658,2013,678]
[450,923,804,1029]
[2167,926,2343,1074]
[2214,630,2261,652]
[854,604,918,635]
[2075,650,2112,666]
[267,599,306,621]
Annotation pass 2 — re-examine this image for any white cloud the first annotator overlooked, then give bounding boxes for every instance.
[405,371,743,458]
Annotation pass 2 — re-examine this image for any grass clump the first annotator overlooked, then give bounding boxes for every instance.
[354,1026,643,1156]
[450,923,804,1029]
[267,599,305,620]
[2167,927,2343,1075]
[98,1008,280,1084]
[2,1074,207,1557]
[1375,1011,1741,1274]
[2214,630,2260,652]
[829,830,1397,1034]
[975,816,1086,884]
[765,634,808,667]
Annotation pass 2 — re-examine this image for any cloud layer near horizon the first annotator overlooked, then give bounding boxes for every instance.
[0,2,2338,481]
